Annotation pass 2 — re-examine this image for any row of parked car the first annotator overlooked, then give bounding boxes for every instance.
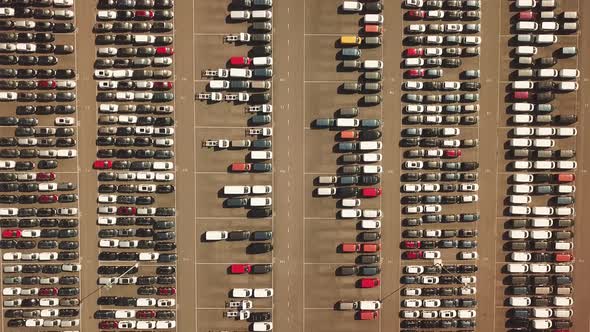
[324,0,385,322]
[93,0,177,330]
[198,1,274,331]
[0,0,80,329]
[400,0,481,329]
[502,0,577,330]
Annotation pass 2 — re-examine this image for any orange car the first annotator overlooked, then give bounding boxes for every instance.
[364,24,382,34]
[340,130,358,140]
[361,243,380,253]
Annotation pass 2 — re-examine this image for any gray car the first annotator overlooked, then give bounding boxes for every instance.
[405,94,424,103]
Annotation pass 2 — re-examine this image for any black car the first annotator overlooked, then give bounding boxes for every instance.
[154,242,175,251]
[138,286,157,295]
[22,264,42,273]
[228,230,250,241]
[156,276,176,284]
[250,264,272,274]
[16,241,35,249]
[248,208,272,218]
[98,251,118,261]
[59,276,79,285]
[156,266,175,275]
[358,265,381,276]
[42,265,61,274]
[247,243,273,254]
[248,312,271,322]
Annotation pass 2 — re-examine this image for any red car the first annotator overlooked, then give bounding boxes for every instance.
[364,24,381,34]
[153,82,173,90]
[361,188,382,197]
[360,243,380,253]
[405,48,423,57]
[117,206,137,215]
[401,241,421,249]
[406,69,425,77]
[136,310,156,319]
[407,10,425,19]
[93,160,112,169]
[556,173,575,182]
[518,11,537,20]
[229,264,251,274]
[39,287,58,296]
[443,149,462,158]
[38,195,58,203]
[99,321,118,329]
[135,10,154,19]
[513,91,529,100]
[404,251,424,260]
[2,229,21,238]
[341,243,361,253]
[231,163,252,172]
[36,172,55,181]
[37,80,56,89]
[157,287,176,295]
[554,253,573,262]
[156,47,174,55]
[358,310,379,320]
[359,278,380,288]
[230,56,252,66]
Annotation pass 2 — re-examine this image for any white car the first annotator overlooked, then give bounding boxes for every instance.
[21,229,41,238]
[55,117,75,126]
[405,206,423,214]
[61,264,81,272]
[56,80,76,89]
[3,252,21,260]
[40,277,59,284]
[118,115,138,124]
[139,252,159,261]
[137,172,156,180]
[360,220,380,229]
[403,81,423,90]
[424,47,442,56]
[458,310,476,318]
[138,184,157,192]
[446,23,463,32]
[425,35,443,44]
[0,91,17,100]
[463,36,481,45]
[424,230,442,238]
[402,299,422,308]
[54,9,74,19]
[3,287,21,295]
[21,288,39,295]
[404,161,423,169]
[25,319,44,327]
[116,92,134,101]
[115,310,136,319]
[54,0,74,6]
[98,217,116,225]
[0,7,15,17]
[405,105,423,113]
[118,240,139,248]
[41,309,59,317]
[15,20,35,29]
[459,184,479,192]
[442,81,460,90]
[423,205,441,213]
[404,288,422,296]
[40,298,59,307]
[154,57,173,66]
[136,298,157,307]
[423,299,441,308]
[404,265,424,274]
[97,10,116,20]
[459,251,478,260]
[99,239,120,248]
[156,321,176,329]
[16,43,36,53]
[459,287,477,295]
[57,208,77,216]
[420,276,439,284]
[423,251,441,259]
[155,173,175,182]
[39,252,57,261]
[4,299,22,307]
[511,252,531,262]
[401,310,420,318]
[403,184,421,192]
[231,288,253,298]
[157,299,176,307]
[530,264,551,273]
[98,195,116,203]
[439,310,457,318]
[118,321,137,329]
[426,10,444,18]
[253,288,273,298]
[136,321,156,329]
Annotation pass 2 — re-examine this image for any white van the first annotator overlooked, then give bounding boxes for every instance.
[556,82,578,91]
[509,206,531,215]
[532,139,555,148]
[558,69,579,78]
[512,103,534,112]
[205,231,228,241]
[209,80,230,89]
[512,184,533,193]
[554,242,573,251]
[531,207,554,216]
[535,34,557,44]
[509,138,532,147]
[342,1,363,11]
[404,58,424,67]
[513,115,533,124]
[537,69,557,77]
[563,11,578,20]
[539,11,555,19]
[533,161,555,170]
[516,0,536,8]
[556,161,577,169]
[358,141,382,151]
[516,21,538,31]
[316,187,336,196]
[554,265,573,273]
[252,185,272,194]
[509,195,531,204]
[509,297,532,306]
[562,22,577,31]
[512,81,534,90]
[507,263,529,273]
[534,127,555,136]
[556,185,575,194]
[251,10,272,20]
[513,127,534,136]
[555,207,574,216]
[512,161,532,170]
[532,320,552,329]
[364,14,384,24]
[362,165,382,174]
[229,68,253,78]
[553,309,573,318]
[230,11,251,20]
[250,197,272,207]
[556,127,577,137]
[540,21,558,31]
[530,218,553,227]
[363,60,383,70]
[335,118,360,127]
[513,174,533,183]
[223,186,251,195]
[515,46,537,55]
[250,151,272,160]
[340,209,362,218]
[540,0,555,8]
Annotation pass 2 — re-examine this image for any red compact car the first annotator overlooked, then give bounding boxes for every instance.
[153,82,173,90]
[36,172,55,181]
[443,149,462,158]
[39,287,58,296]
[402,241,421,249]
[99,321,118,329]
[405,48,423,57]
[93,160,112,169]
[136,310,156,319]
[157,287,176,295]
[364,24,381,34]
[518,11,537,20]
[360,243,380,253]
[554,253,573,262]
[156,47,174,55]
[361,188,382,197]
[358,310,379,320]
[513,91,529,100]
[406,69,425,77]
[404,251,424,260]
[229,264,251,274]
[407,10,425,19]
[359,278,380,288]
[341,243,361,253]
[38,195,58,204]
[2,229,21,238]
[37,80,56,89]
[230,56,252,66]
[135,10,154,19]
[117,206,136,215]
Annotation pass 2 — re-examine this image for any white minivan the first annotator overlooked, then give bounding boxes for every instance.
[340,209,362,218]
[509,206,531,215]
[512,103,534,112]
[363,60,383,70]
[223,186,251,195]
[516,21,538,31]
[364,14,384,24]
[515,46,537,55]
[342,1,363,11]
[512,81,534,90]
[250,151,272,160]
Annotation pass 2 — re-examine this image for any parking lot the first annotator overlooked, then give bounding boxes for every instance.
[0,0,589,331]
